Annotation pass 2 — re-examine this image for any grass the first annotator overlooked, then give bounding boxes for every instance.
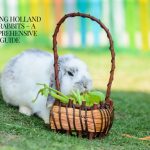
[0,45,150,150]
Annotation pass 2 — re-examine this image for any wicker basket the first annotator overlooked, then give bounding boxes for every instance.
[49,12,115,139]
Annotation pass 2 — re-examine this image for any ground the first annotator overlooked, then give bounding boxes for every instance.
[0,45,150,150]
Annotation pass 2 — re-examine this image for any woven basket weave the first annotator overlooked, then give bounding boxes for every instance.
[49,12,115,139]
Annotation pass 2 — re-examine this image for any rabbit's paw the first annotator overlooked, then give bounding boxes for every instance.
[37,110,50,124]
[43,117,49,124]
[19,106,33,116]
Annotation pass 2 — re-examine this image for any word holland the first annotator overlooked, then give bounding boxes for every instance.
[0,16,41,22]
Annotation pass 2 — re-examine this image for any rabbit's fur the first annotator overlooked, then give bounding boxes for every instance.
[1,49,92,124]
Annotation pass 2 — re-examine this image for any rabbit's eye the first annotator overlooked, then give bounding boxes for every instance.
[67,71,74,76]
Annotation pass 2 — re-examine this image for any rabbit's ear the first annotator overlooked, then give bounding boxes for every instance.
[50,67,63,90]
[46,73,56,108]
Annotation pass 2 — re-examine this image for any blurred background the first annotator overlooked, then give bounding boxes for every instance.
[0,0,150,51]
[0,0,150,92]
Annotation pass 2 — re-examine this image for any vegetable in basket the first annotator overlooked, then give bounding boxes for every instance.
[33,83,105,106]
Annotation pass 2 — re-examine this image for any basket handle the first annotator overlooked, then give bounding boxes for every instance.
[52,12,115,103]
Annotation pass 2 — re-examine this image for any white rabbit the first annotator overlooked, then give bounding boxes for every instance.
[0,49,92,124]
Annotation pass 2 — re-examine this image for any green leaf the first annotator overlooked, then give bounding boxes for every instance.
[34,83,105,107]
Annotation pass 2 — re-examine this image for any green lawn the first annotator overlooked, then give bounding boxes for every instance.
[0,45,150,150]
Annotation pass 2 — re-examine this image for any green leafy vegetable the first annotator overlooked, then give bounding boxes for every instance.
[33,83,105,107]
